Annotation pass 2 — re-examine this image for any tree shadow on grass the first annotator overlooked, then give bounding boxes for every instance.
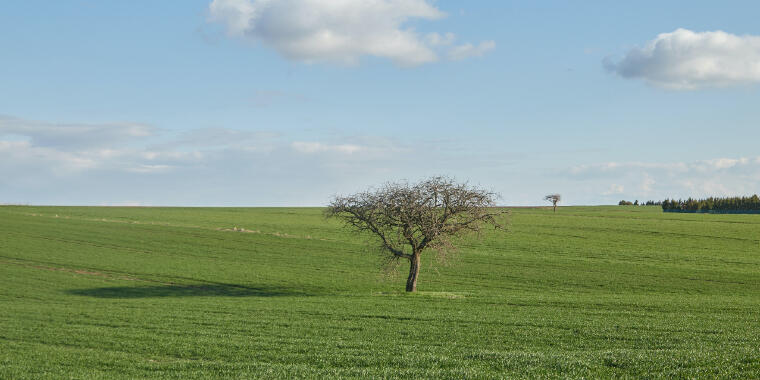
[66,284,313,298]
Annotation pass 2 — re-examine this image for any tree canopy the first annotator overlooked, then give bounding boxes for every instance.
[544,194,561,212]
[327,177,505,292]
[662,195,760,213]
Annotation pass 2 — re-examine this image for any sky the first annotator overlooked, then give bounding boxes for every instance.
[2,0,760,206]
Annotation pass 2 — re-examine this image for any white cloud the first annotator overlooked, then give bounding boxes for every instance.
[640,174,655,193]
[606,28,760,89]
[425,32,455,46]
[291,141,363,154]
[603,184,625,195]
[567,156,760,200]
[208,0,494,66]
[0,115,421,205]
[703,157,749,170]
[166,127,279,150]
[0,115,156,150]
[0,140,98,173]
[208,0,257,36]
[569,157,760,178]
[569,161,682,176]
[0,116,209,179]
[681,179,734,197]
[127,164,173,174]
[447,40,496,61]
[0,115,408,199]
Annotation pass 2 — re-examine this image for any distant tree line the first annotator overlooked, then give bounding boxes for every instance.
[661,195,760,213]
[618,200,662,206]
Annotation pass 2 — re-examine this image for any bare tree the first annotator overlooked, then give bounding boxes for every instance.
[327,177,505,292]
[544,194,561,213]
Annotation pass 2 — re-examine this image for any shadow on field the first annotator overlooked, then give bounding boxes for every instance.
[66,284,312,298]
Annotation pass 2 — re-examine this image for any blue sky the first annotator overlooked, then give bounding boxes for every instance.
[2,0,759,206]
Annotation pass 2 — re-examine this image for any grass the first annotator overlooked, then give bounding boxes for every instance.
[1,205,759,378]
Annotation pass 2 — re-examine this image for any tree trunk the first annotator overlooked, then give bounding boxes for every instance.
[553,203,557,213]
[406,254,420,292]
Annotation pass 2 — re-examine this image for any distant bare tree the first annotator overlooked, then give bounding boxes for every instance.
[545,194,561,213]
[327,177,506,292]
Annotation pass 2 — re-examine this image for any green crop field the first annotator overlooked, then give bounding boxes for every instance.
[1,205,759,378]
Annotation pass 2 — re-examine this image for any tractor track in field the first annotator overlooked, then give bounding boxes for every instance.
[1,210,331,242]
[524,223,760,244]
[0,256,170,284]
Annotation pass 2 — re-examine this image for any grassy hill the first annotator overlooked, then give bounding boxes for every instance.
[1,205,759,378]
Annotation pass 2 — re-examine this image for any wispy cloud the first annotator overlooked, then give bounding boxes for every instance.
[602,184,625,195]
[0,140,98,173]
[425,32,455,47]
[569,157,758,176]
[566,156,760,200]
[4,113,757,206]
[165,127,280,150]
[605,28,760,89]
[291,141,363,154]
[0,115,414,204]
[447,40,496,61]
[126,164,173,174]
[0,115,398,177]
[0,115,157,150]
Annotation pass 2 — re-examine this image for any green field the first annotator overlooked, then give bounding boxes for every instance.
[1,205,759,378]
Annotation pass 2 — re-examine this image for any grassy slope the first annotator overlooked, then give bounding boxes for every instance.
[0,205,758,378]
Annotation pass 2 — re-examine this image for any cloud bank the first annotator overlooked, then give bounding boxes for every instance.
[567,157,760,201]
[0,115,156,149]
[0,115,415,205]
[606,29,760,89]
[3,115,758,206]
[208,0,494,66]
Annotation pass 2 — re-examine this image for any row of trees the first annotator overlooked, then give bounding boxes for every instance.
[618,200,662,206]
[661,195,760,213]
